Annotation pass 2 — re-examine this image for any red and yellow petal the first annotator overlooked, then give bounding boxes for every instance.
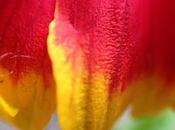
[0,0,56,129]
[129,0,175,116]
[48,0,175,130]
[48,1,134,129]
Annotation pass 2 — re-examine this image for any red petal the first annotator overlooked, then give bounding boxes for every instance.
[0,0,56,129]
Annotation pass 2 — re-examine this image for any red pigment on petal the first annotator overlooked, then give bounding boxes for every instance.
[52,0,175,129]
[131,0,175,84]
[0,0,55,81]
[57,0,175,92]
[151,0,175,82]
[57,0,135,94]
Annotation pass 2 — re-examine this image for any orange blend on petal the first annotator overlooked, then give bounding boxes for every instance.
[129,0,175,116]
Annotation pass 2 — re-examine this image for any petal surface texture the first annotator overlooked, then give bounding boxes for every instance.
[48,0,175,130]
[48,0,134,130]
[0,0,56,129]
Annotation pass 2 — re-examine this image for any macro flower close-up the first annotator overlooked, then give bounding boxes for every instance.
[0,0,175,130]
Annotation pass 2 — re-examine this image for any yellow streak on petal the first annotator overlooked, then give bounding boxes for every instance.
[48,20,108,130]
[48,42,108,130]
[86,74,108,130]
[0,96,18,117]
[48,23,87,129]
[48,21,76,129]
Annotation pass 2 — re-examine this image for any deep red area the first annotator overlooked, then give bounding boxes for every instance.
[0,0,55,81]
[58,0,175,93]
[58,0,136,93]
[132,0,175,84]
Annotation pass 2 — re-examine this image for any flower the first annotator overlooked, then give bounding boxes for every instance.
[1,0,175,130]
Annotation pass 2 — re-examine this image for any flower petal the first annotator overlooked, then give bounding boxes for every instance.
[49,0,175,130]
[129,0,175,116]
[48,1,135,129]
[0,0,56,129]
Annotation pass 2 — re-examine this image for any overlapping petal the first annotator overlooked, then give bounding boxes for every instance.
[0,0,56,129]
[1,0,175,130]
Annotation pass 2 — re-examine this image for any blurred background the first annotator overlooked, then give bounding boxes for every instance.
[1,108,175,130]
